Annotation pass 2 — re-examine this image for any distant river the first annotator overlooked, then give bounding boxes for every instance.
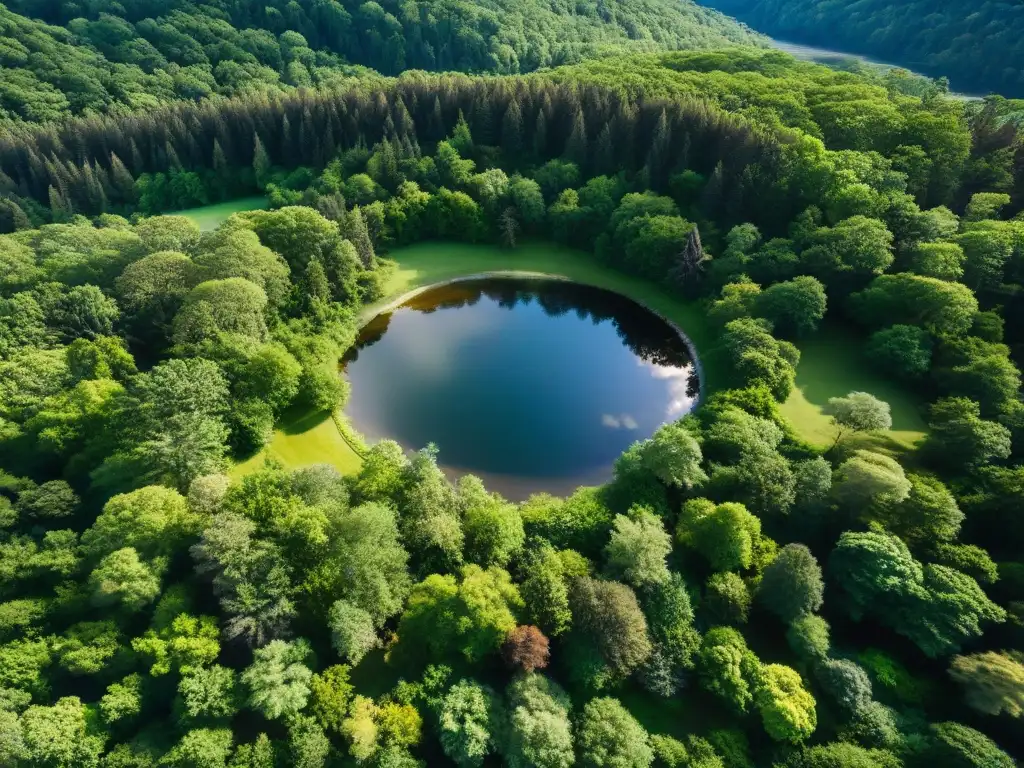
[768,39,984,100]
[342,277,701,500]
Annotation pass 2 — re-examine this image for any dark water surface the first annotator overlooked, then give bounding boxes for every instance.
[342,278,700,499]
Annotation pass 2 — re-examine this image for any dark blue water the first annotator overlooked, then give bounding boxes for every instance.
[342,278,700,499]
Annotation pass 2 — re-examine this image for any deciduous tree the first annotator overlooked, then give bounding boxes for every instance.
[577,697,654,768]
[758,544,824,623]
[502,625,550,673]
[754,664,817,743]
[439,679,503,767]
[949,651,1024,718]
[605,505,672,587]
[242,639,313,720]
[502,674,574,768]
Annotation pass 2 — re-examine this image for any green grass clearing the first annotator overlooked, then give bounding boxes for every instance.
[230,407,362,479]
[169,195,267,231]
[781,323,928,451]
[236,239,926,476]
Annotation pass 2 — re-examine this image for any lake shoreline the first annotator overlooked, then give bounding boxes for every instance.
[356,269,707,411]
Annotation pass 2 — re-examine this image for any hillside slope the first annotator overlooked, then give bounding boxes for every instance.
[0,0,765,123]
[697,0,1024,96]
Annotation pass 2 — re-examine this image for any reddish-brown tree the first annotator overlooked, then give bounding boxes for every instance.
[502,625,550,673]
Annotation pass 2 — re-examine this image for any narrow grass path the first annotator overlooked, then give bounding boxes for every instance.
[236,239,926,475]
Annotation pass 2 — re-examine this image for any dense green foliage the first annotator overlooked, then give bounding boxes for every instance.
[0,0,762,123]
[0,3,1022,765]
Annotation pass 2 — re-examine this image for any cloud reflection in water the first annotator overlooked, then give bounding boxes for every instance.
[601,413,639,430]
[640,359,698,419]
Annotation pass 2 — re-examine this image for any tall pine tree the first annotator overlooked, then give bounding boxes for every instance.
[450,110,474,155]
[646,109,672,189]
[341,207,376,268]
[667,224,707,292]
[533,109,548,159]
[501,99,524,161]
[109,152,136,204]
[253,135,272,190]
[48,185,72,221]
[594,124,614,177]
[564,108,587,169]
[472,99,495,146]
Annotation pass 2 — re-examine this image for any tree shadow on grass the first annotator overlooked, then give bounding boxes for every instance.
[278,407,332,436]
[835,430,928,464]
[794,324,928,436]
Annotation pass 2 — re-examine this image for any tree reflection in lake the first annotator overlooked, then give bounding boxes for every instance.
[343,278,700,499]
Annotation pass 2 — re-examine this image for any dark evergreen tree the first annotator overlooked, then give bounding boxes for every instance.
[533,109,548,159]
[341,207,376,268]
[501,100,525,161]
[667,225,706,290]
[254,135,272,190]
[564,108,588,169]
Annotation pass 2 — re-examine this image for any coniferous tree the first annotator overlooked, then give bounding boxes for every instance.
[564,108,588,169]
[501,100,524,161]
[678,133,692,171]
[595,124,615,177]
[701,161,726,217]
[667,225,707,290]
[166,142,183,172]
[613,103,637,171]
[129,139,145,175]
[472,99,495,146]
[450,110,474,155]
[281,115,293,167]
[48,185,72,221]
[429,96,445,141]
[647,109,672,188]
[109,152,136,203]
[254,135,272,190]
[0,198,31,232]
[341,207,376,268]
[532,109,548,159]
[212,140,229,195]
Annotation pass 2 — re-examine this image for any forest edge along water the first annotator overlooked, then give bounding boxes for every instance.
[358,270,706,384]
[342,274,704,500]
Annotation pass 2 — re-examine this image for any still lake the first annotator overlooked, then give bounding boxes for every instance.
[342,277,700,499]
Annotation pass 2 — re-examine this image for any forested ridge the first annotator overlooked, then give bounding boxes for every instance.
[0,0,764,123]
[0,9,1023,768]
[697,0,1024,98]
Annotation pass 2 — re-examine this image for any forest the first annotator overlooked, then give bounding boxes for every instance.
[0,0,763,123]
[0,4,1024,768]
[697,0,1024,98]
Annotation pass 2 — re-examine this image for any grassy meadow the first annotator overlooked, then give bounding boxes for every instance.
[170,196,268,231]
